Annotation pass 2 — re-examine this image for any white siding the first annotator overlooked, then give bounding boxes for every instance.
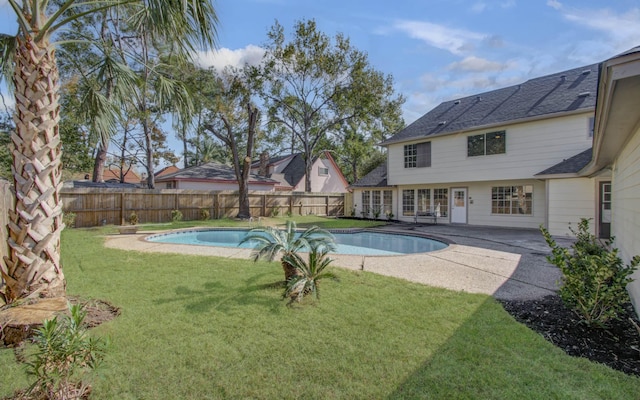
[546,178,597,236]
[294,158,348,193]
[388,113,593,185]
[611,125,640,312]
[392,179,545,228]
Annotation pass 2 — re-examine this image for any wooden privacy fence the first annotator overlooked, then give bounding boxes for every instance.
[0,179,13,290]
[60,188,346,228]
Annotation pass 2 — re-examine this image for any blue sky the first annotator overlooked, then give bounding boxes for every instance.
[2,0,640,151]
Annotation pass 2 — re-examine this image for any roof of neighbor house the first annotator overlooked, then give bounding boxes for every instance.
[536,148,593,176]
[155,165,180,177]
[155,162,279,185]
[350,164,388,188]
[67,180,140,189]
[102,168,142,184]
[382,63,600,146]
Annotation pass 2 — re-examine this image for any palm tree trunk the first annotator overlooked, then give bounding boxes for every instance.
[4,36,66,302]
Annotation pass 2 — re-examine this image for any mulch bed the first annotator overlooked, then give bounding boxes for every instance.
[500,295,640,376]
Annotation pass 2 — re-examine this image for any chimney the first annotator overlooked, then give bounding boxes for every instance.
[259,151,269,176]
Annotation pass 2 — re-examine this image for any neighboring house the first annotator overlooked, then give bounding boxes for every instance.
[155,165,180,178]
[250,151,349,193]
[154,162,279,191]
[353,62,602,235]
[583,47,640,313]
[103,168,143,185]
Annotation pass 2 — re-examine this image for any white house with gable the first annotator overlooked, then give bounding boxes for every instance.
[352,62,609,237]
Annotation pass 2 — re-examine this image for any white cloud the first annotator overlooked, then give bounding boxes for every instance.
[392,20,486,55]
[447,56,507,73]
[557,7,640,56]
[501,0,516,9]
[471,2,487,13]
[546,0,562,10]
[195,45,265,70]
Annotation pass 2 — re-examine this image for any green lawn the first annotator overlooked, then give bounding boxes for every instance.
[1,217,639,399]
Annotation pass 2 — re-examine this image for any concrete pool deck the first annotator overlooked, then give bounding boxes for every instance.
[104,224,567,301]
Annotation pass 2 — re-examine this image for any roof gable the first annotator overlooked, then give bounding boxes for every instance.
[384,63,599,145]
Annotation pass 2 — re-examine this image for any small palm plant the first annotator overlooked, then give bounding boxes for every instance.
[239,221,336,282]
[282,244,338,304]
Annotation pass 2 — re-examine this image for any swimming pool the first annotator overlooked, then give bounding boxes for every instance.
[146,229,448,256]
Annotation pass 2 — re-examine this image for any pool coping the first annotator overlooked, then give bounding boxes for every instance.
[103,227,556,299]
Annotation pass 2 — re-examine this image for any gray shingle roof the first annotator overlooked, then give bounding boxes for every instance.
[536,148,593,176]
[155,162,278,184]
[350,164,388,188]
[382,63,599,145]
[281,153,307,187]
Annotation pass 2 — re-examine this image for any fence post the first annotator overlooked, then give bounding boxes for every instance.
[120,192,125,225]
[215,193,220,219]
[262,194,266,217]
[288,194,293,216]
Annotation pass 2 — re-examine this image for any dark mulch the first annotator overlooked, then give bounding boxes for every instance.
[500,295,640,377]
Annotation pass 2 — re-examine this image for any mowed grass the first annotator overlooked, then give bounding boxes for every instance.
[1,219,639,399]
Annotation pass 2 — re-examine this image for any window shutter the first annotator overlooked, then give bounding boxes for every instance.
[417,142,431,167]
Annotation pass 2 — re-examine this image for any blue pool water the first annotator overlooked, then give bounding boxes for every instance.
[146,229,448,256]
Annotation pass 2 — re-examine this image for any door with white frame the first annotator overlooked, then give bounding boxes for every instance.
[450,188,468,224]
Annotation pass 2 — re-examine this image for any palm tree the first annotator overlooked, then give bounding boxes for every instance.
[0,0,217,303]
[282,244,338,304]
[239,221,336,282]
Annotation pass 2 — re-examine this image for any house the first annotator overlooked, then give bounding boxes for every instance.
[154,165,180,178]
[250,151,349,193]
[353,62,602,235]
[102,168,143,185]
[154,162,279,191]
[583,47,640,312]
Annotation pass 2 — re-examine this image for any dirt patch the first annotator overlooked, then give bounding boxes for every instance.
[0,297,120,347]
[500,295,640,377]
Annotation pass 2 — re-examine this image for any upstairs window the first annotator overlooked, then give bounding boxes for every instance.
[318,166,329,175]
[404,142,431,168]
[468,131,506,157]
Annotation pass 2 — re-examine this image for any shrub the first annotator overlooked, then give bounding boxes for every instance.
[270,207,280,217]
[200,208,210,220]
[128,212,138,225]
[171,209,183,222]
[373,209,381,219]
[16,303,107,399]
[350,205,357,217]
[282,244,338,305]
[541,219,640,327]
[386,212,394,221]
[62,212,77,228]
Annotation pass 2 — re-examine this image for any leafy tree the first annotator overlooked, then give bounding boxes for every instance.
[0,0,217,302]
[240,220,335,283]
[203,67,260,219]
[58,80,95,175]
[253,19,404,191]
[0,103,13,180]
